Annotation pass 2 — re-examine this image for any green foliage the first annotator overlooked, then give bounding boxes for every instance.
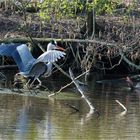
[39,0,85,21]
[38,0,136,21]
[94,0,121,15]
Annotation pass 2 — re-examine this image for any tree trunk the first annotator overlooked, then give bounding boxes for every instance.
[87,10,93,37]
[80,0,104,38]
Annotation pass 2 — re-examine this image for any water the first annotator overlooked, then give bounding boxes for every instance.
[0,71,140,140]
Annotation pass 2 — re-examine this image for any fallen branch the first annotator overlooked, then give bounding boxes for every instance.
[48,66,89,97]
[115,100,127,112]
[69,68,95,113]
[65,103,79,112]
[2,37,140,72]
[0,37,118,47]
[120,50,140,70]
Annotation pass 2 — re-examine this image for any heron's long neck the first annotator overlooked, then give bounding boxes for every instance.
[45,62,53,77]
[47,43,53,51]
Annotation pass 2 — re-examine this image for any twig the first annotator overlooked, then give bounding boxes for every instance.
[38,43,46,52]
[65,103,79,112]
[56,69,89,93]
[53,63,71,78]
[48,63,88,97]
[115,100,127,112]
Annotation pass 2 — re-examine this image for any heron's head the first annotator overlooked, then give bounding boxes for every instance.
[47,40,65,51]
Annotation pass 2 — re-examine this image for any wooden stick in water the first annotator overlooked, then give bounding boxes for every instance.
[65,103,80,112]
[48,62,89,97]
[115,100,127,112]
[69,68,95,112]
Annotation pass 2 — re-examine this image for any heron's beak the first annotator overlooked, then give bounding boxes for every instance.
[56,45,65,51]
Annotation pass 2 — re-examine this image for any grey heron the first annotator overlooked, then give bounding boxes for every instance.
[0,40,66,88]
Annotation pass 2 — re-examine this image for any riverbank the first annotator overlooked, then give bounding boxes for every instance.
[0,7,140,74]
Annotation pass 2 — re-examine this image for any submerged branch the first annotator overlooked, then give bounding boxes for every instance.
[116,100,127,117]
[69,68,95,112]
[65,103,80,112]
[115,100,127,112]
[48,65,88,97]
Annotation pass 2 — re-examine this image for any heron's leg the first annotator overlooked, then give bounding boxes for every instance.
[25,78,35,94]
[32,78,42,90]
[37,78,42,86]
[30,79,36,87]
[29,78,41,87]
[26,79,31,87]
[25,79,35,93]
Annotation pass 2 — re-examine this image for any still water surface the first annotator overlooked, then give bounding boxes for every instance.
[0,71,140,140]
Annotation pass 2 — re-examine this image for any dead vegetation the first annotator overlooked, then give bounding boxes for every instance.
[1,2,140,74]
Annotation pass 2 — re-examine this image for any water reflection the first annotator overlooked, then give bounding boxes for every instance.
[0,71,140,139]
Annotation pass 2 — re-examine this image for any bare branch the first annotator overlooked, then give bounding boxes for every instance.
[116,100,127,112]
[69,68,95,112]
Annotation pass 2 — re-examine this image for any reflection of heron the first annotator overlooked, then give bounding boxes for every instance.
[0,40,66,88]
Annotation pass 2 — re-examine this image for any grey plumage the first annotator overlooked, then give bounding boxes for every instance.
[0,41,66,87]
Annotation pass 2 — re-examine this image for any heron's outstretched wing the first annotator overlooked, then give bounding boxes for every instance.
[0,43,21,56]
[0,43,35,72]
[0,43,24,71]
[36,50,66,63]
[16,44,36,72]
